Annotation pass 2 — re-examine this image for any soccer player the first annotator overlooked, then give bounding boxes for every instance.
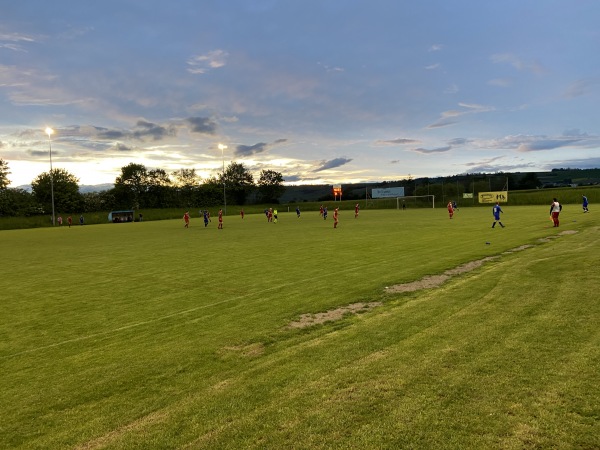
[296,206,301,218]
[183,211,190,228]
[355,203,359,218]
[240,209,245,219]
[550,198,562,227]
[57,215,63,226]
[67,216,72,227]
[582,195,589,212]
[323,206,328,220]
[492,202,505,228]
[447,201,454,219]
[203,210,209,227]
[218,209,223,229]
[273,209,278,223]
[319,205,324,217]
[334,207,339,228]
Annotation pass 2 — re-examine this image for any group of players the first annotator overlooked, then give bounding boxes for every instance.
[182,196,589,230]
[447,195,591,229]
[182,203,363,229]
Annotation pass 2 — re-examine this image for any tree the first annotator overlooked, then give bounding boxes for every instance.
[197,176,223,207]
[31,168,82,213]
[518,172,542,190]
[220,162,254,205]
[257,169,286,203]
[0,159,10,190]
[146,169,172,208]
[0,188,36,216]
[172,168,199,208]
[114,163,148,209]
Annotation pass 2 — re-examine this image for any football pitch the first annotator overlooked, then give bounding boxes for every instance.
[1,206,599,449]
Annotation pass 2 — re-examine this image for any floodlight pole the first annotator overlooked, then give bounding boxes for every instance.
[45,127,56,226]
[219,144,228,215]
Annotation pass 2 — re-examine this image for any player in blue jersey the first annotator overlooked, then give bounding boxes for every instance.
[492,202,505,228]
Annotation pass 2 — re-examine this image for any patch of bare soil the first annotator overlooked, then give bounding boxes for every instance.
[503,244,533,253]
[385,256,498,293]
[558,230,578,235]
[287,302,382,329]
[286,229,581,330]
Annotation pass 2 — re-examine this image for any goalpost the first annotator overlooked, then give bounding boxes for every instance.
[397,195,435,209]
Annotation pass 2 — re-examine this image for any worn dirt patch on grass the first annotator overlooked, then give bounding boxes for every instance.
[385,256,498,293]
[287,302,382,329]
[503,244,534,253]
[287,229,580,329]
[558,230,578,235]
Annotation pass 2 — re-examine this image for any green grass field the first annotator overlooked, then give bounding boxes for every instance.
[1,205,599,449]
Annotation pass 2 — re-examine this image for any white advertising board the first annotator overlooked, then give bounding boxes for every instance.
[372,187,405,198]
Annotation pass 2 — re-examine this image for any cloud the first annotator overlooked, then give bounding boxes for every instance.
[447,138,471,146]
[235,142,268,157]
[541,157,600,170]
[563,77,600,98]
[411,146,451,154]
[517,139,583,152]
[490,53,544,74]
[187,49,229,74]
[428,44,443,52]
[425,63,440,70]
[488,78,512,87]
[318,62,345,73]
[186,117,217,135]
[314,158,353,172]
[376,138,420,145]
[133,120,175,140]
[426,119,457,129]
[427,103,494,128]
[480,132,600,152]
[114,143,133,152]
[0,32,36,52]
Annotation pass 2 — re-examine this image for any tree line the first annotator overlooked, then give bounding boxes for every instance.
[0,159,285,217]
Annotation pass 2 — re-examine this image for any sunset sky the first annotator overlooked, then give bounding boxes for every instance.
[1,0,599,188]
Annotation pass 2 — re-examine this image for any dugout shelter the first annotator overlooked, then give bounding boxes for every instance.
[108,210,135,223]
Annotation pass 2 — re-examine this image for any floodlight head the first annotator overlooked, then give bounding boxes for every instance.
[45,127,54,137]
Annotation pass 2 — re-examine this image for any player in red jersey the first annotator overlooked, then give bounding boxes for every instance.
[447,201,454,219]
[333,207,339,228]
[218,209,223,229]
[183,211,190,228]
[354,203,359,218]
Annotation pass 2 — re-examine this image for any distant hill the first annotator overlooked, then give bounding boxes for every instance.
[79,183,113,193]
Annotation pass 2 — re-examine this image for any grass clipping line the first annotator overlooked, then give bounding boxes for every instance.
[288,230,579,329]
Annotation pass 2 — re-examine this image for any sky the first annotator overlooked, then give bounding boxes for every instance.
[1,0,600,188]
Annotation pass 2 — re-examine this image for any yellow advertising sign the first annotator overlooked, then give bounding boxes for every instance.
[478,191,508,203]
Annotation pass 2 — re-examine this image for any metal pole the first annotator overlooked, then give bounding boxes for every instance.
[46,128,55,226]
[219,144,227,215]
